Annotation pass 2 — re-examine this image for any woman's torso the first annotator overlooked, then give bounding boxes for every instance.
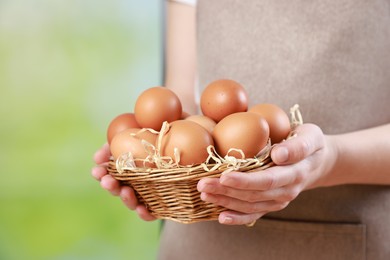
[159,1,390,259]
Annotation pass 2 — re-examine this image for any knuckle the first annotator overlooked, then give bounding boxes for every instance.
[294,169,305,184]
[246,191,259,203]
[264,172,277,190]
[274,201,289,211]
[284,187,300,201]
[297,139,311,159]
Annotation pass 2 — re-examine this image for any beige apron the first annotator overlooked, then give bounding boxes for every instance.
[158,1,390,259]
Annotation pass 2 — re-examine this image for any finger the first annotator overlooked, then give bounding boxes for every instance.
[136,205,157,221]
[219,166,299,190]
[201,192,288,214]
[91,166,107,181]
[94,143,111,164]
[219,210,264,225]
[197,177,219,193]
[199,178,300,203]
[120,186,138,210]
[271,123,324,165]
[100,175,121,196]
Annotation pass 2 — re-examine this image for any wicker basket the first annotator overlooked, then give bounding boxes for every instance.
[107,105,302,224]
[108,153,273,224]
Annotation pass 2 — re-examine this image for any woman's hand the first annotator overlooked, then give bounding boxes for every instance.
[197,123,338,225]
[91,143,156,221]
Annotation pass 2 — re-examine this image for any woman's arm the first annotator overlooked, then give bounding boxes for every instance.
[322,123,390,186]
[165,1,197,114]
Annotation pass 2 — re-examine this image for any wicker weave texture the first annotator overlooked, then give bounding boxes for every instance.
[108,158,273,224]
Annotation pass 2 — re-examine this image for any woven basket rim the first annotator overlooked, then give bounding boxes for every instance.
[108,156,273,182]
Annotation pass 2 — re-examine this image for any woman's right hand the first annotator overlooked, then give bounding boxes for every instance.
[91,143,156,221]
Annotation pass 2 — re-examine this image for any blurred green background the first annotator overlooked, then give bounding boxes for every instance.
[0,1,162,259]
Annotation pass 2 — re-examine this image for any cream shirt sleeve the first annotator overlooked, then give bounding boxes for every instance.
[168,0,197,6]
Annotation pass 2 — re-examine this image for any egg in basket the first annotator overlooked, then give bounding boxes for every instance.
[106,79,302,224]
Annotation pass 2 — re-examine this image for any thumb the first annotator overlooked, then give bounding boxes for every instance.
[270,123,324,165]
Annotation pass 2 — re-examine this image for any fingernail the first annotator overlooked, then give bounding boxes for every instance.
[198,181,214,193]
[221,216,233,224]
[221,169,234,175]
[91,167,98,177]
[201,184,215,193]
[275,147,289,163]
[205,193,217,203]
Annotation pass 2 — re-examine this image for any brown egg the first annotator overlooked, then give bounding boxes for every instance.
[134,86,182,130]
[212,112,269,158]
[160,120,214,166]
[106,113,140,144]
[110,128,157,167]
[200,79,248,122]
[249,103,291,144]
[185,115,216,134]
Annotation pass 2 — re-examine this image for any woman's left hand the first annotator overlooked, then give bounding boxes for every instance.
[197,123,337,225]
